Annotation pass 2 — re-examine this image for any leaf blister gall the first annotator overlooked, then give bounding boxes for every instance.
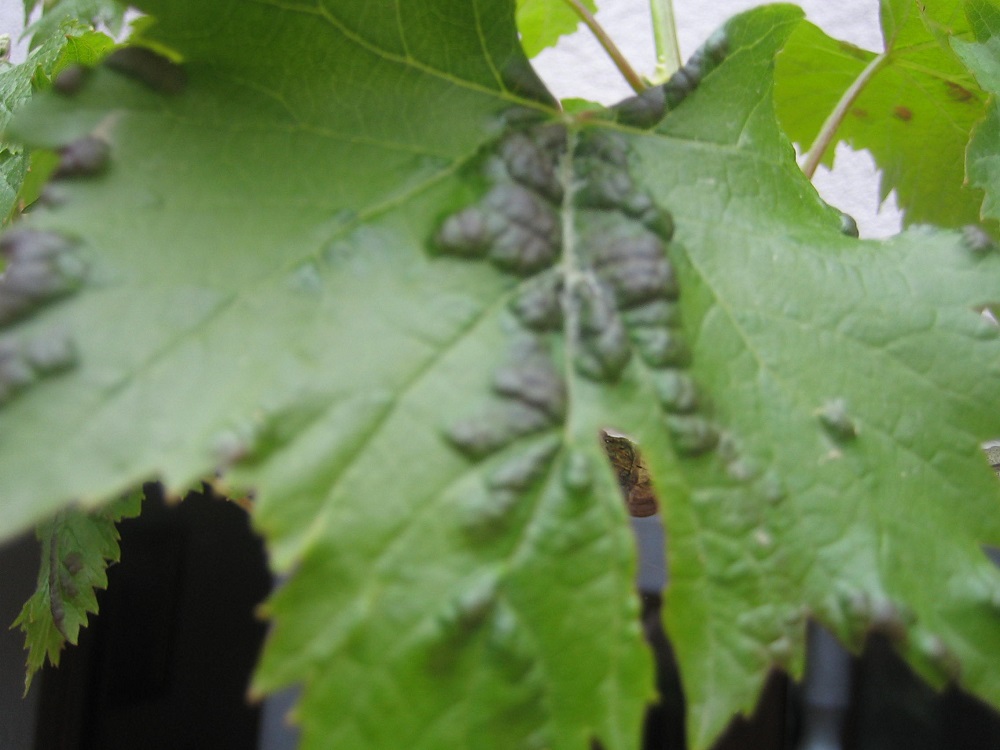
[665,415,719,456]
[0,230,85,325]
[0,331,78,405]
[651,369,699,413]
[433,119,567,278]
[488,437,560,493]
[53,136,110,179]
[508,271,563,332]
[663,29,729,110]
[816,397,858,441]
[52,64,90,96]
[103,47,187,95]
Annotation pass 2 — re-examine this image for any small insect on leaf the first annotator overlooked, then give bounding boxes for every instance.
[103,47,187,95]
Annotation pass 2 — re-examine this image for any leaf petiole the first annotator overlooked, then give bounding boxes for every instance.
[801,49,891,179]
[560,0,648,93]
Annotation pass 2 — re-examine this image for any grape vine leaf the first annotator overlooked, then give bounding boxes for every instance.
[516,0,597,58]
[0,22,109,225]
[2,2,1000,750]
[23,0,125,50]
[774,0,989,229]
[11,492,141,692]
[955,0,1000,223]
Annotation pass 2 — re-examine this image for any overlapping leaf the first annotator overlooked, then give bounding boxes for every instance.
[955,0,1000,223]
[633,8,1000,746]
[0,25,114,226]
[775,0,989,229]
[3,2,1000,749]
[1,1,650,748]
[12,492,141,692]
[516,0,596,58]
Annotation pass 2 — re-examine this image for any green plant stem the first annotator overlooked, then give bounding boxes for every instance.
[649,0,682,84]
[802,50,890,179]
[561,0,647,94]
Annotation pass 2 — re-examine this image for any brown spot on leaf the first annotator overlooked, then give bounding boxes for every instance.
[945,80,975,102]
[851,107,868,119]
[893,106,913,122]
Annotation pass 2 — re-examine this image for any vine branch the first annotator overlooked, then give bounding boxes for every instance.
[801,50,890,179]
[562,0,647,94]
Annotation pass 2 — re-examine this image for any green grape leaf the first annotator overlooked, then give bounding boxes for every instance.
[11,491,141,692]
[2,2,1000,749]
[23,0,125,50]
[0,25,114,225]
[516,0,596,58]
[774,0,989,229]
[955,0,1000,223]
[640,7,1000,745]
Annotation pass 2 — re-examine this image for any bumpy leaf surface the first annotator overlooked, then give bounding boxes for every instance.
[3,2,1000,749]
[775,0,989,229]
[516,0,596,58]
[12,492,140,692]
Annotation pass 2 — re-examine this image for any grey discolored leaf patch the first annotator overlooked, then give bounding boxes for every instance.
[665,415,719,456]
[492,349,567,421]
[434,120,567,277]
[508,270,564,332]
[52,64,90,97]
[613,86,667,129]
[815,397,858,441]
[650,369,699,413]
[961,224,995,255]
[446,399,555,460]
[0,231,85,325]
[53,136,110,179]
[662,28,729,110]
[103,47,187,95]
[569,281,632,382]
[629,326,690,368]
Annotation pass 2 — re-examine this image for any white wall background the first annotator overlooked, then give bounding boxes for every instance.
[0,0,902,237]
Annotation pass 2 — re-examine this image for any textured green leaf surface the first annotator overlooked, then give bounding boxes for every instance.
[645,7,1000,745]
[516,0,596,58]
[2,2,649,749]
[955,0,1000,222]
[3,2,1000,749]
[12,492,140,692]
[775,0,988,229]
